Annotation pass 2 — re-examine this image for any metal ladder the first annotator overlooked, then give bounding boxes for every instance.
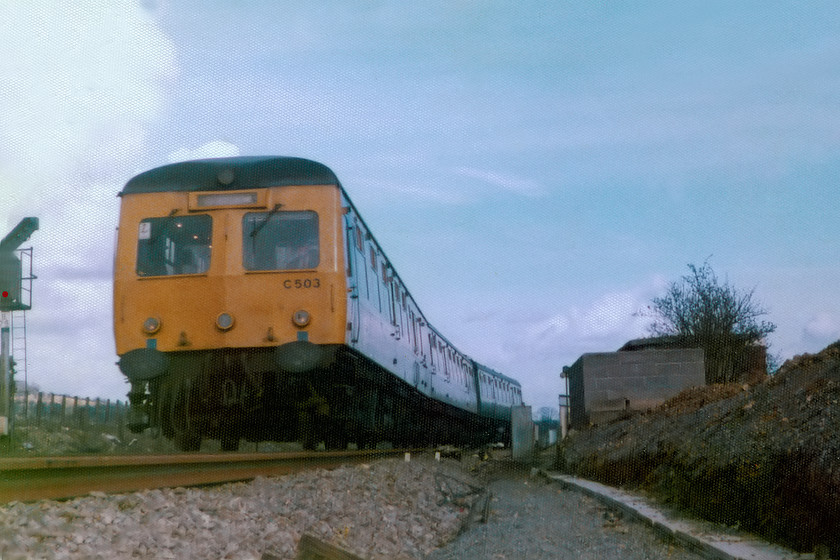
[10,310,27,415]
[11,247,34,417]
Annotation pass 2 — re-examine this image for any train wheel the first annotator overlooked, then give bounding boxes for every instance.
[302,431,318,451]
[219,432,240,452]
[157,389,175,439]
[299,410,318,450]
[174,430,201,452]
[356,432,376,450]
[171,381,202,452]
[324,429,348,451]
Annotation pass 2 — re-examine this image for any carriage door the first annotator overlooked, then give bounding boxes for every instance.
[413,361,432,395]
[345,215,361,344]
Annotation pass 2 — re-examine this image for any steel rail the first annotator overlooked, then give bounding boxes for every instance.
[0,449,418,504]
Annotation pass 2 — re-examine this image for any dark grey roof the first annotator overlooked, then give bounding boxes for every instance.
[121,156,340,195]
[475,362,522,387]
[619,335,684,351]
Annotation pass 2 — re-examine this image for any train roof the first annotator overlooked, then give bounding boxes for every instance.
[474,362,521,387]
[121,156,340,195]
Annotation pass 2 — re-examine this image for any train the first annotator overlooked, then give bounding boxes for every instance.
[113,156,523,451]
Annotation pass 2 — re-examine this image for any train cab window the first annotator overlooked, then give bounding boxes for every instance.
[243,211,319,271]
[136,215,212,276]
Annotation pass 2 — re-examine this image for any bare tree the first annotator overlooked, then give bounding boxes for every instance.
[647,261,776,383]
[537,406,559,422]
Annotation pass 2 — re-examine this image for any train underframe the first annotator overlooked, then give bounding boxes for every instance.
[127,345,507,452]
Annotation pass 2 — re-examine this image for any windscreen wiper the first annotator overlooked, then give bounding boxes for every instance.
[250,203,283,238]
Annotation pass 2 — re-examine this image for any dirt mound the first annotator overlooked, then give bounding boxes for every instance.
[557,341,840,556]
[653,383,745,417]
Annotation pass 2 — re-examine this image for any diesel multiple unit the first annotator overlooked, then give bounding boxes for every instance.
[114,156,522,451]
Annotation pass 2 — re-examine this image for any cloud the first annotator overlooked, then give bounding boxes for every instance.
[803,313,840,347]
[167,140,241,163]
[458,283,658,406]
[526,289,651,358]
[351,177,472,206]
[426,279,662,407]
[454,167,546,198]
[0,2,177,192]
[0,2,177,399]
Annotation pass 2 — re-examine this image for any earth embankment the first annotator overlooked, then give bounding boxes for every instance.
[557,341,840,556]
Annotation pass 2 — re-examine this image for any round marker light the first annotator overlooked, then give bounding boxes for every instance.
[292,309,311,328]
[142,317,162,335]
[216,312,235,331]
[217,168,235,185]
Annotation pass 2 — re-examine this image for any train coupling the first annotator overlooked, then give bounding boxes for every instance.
[126,408,149,434]
[126,381,150,434]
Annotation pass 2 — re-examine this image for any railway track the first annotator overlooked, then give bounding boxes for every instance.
[0,449,417,504]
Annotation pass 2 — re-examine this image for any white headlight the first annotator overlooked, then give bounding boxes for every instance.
[216,313,235,331]
[142,317,161,334]
[292,310,311,327]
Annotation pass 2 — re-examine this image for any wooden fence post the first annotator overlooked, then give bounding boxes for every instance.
[116,400,125,441]
[35,392,43,426]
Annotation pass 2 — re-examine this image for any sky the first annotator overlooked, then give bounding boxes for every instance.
[2,1,840,412]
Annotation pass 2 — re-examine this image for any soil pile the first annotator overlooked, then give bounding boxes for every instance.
[557,340,840,556]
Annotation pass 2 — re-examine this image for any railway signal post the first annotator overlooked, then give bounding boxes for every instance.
[0,217,38,439]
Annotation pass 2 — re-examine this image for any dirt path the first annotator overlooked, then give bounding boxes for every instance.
[427,464,706,560]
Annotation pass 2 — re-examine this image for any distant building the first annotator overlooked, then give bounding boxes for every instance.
[534,419,558,449]
[566,336,767,428]
[621,336,768,385]
[567,341,705,428]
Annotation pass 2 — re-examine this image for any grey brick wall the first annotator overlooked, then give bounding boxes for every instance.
[568,348,704,427]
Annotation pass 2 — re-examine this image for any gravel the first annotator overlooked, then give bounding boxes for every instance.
[0,453,708,560]
[428,462,709,560]
[0,456,477,559]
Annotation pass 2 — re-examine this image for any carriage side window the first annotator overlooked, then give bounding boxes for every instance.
[243,211,319,271]
[136,215,212,276]
[443,347,451,382]
[411,311,418,353]
[345,225,355,277]
[354,224,364,252]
